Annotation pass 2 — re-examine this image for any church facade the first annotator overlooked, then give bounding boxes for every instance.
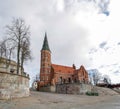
[39,33,89,87]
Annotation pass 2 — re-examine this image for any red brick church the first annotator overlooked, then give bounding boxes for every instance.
[39,33,88,87]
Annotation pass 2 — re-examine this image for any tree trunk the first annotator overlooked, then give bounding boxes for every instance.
[17,42,20,74]
[21,51,24,75]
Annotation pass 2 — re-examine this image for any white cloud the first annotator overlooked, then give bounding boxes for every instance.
[0,0,120,85]
[89,40,120,83]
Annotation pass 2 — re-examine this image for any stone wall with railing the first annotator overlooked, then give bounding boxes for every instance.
[0,58,29,99]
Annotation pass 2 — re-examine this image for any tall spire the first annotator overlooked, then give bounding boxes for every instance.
[41,32,51,52]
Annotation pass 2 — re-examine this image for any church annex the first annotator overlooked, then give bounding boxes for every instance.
[39,33,88,87]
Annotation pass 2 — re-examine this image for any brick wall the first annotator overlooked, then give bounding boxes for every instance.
[0,72,29,99]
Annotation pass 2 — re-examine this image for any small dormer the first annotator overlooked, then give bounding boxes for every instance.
[72,64,76,69]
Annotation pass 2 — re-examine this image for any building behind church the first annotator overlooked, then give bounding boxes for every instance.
[38,33,89,90]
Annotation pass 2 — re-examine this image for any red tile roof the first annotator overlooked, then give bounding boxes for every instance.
[52,64,74,74]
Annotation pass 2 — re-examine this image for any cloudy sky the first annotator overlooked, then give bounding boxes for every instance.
[0,0,120,85]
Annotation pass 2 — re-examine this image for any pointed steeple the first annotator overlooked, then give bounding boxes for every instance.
[41,32,51,52]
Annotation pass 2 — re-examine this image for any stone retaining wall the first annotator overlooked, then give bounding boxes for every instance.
[39,83,92,95]
[0,72,29,99]
[39,86,56,92]
[56,83,91,94]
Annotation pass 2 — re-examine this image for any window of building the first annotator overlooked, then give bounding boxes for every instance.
[46,76,49,81]
[68,78,71,83]
[41,76,44,81]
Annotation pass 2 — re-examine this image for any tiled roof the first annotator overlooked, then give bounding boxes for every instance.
[52,64,74,74]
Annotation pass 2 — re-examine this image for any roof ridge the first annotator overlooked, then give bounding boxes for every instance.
[52,64,73,68]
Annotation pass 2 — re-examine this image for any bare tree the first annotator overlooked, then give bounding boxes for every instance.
[5,18,31,74]
[93,71,101,85]
[20,39,32,73]
[0,38,15,66]
[103,75,111,85]
[0,40,6,58]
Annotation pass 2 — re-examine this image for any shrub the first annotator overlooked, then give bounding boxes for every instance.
[86,91,99,96]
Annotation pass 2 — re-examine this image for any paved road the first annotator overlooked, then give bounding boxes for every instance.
[0,91,120,109]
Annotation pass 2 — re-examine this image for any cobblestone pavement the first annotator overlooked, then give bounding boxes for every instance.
[0,91,120,109]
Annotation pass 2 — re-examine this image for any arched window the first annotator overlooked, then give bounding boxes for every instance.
[68,78,71,83]
[60,76,62,84]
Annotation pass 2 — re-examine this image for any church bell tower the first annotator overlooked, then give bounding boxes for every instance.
[40,33,51,85]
